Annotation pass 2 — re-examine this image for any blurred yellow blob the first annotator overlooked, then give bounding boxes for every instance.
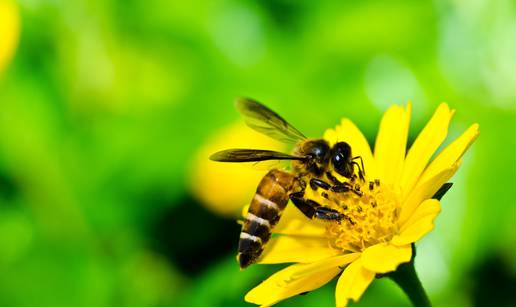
[0,0,19,74]
[190,122,287,217]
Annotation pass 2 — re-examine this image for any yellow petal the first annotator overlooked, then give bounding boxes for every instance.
[361,243,412,273]
[399,164,458,224]
[335,258,375,307]
[0,0,19,73]
[245,262,341,306]
[241,204,249,217]
[324,119,377,178]
[323,128,338,145]
[399,103,455,197]
[392,199,441,246]
[289,253,360,280]
[273,203,328,237]
[258,235,341,264]
[374,103,412,186]
[418,123,479,184]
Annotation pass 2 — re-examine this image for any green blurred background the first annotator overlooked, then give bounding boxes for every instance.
[0,0,515,306]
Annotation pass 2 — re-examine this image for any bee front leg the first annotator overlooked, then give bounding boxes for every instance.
[289,192,343,221]
[352,156,366,181]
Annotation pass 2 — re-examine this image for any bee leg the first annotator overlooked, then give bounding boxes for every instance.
[289,192,316,218]
[352,156,366,180]
[309,178,331,191]
[314,207,343,221]
[353,163,365,181]
[289,193,343,221]
[326,171,343,185]
[330,184,350,193]
[351,184,363,197]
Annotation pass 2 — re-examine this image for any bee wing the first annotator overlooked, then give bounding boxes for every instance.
[248,159,292,171]
[210,149,306,163]
[235,98,307,144]
[234,160,291,172]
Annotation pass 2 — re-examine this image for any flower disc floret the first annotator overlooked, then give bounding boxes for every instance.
[319,177,402,253]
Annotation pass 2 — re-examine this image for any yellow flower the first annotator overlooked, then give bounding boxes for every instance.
[0,0,20,74]
[244,103,479,307]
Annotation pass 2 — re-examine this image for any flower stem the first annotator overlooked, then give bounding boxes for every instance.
[385,183,449,305]
[386,246,431,307]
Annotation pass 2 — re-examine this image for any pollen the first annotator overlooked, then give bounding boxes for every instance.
[315,176,401,253]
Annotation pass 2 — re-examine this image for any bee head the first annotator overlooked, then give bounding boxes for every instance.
[331,141,354,178]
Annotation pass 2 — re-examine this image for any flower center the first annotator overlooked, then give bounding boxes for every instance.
[307,174,401,253]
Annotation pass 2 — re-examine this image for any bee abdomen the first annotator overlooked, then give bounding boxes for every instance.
[237,195,282,269]
[237,169,296,269]
[238,214,269,260]
[244,212,271,237]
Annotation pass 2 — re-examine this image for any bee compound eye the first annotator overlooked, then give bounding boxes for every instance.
[333,142,351,158]
[332,151,345,168]
[331,142,353,178]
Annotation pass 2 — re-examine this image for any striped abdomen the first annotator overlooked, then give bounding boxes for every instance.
[237,169,297,269]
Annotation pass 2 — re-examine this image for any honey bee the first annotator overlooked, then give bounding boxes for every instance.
[210,98,365,268]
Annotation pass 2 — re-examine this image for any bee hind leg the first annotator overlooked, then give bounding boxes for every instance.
[289,193,343,221]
